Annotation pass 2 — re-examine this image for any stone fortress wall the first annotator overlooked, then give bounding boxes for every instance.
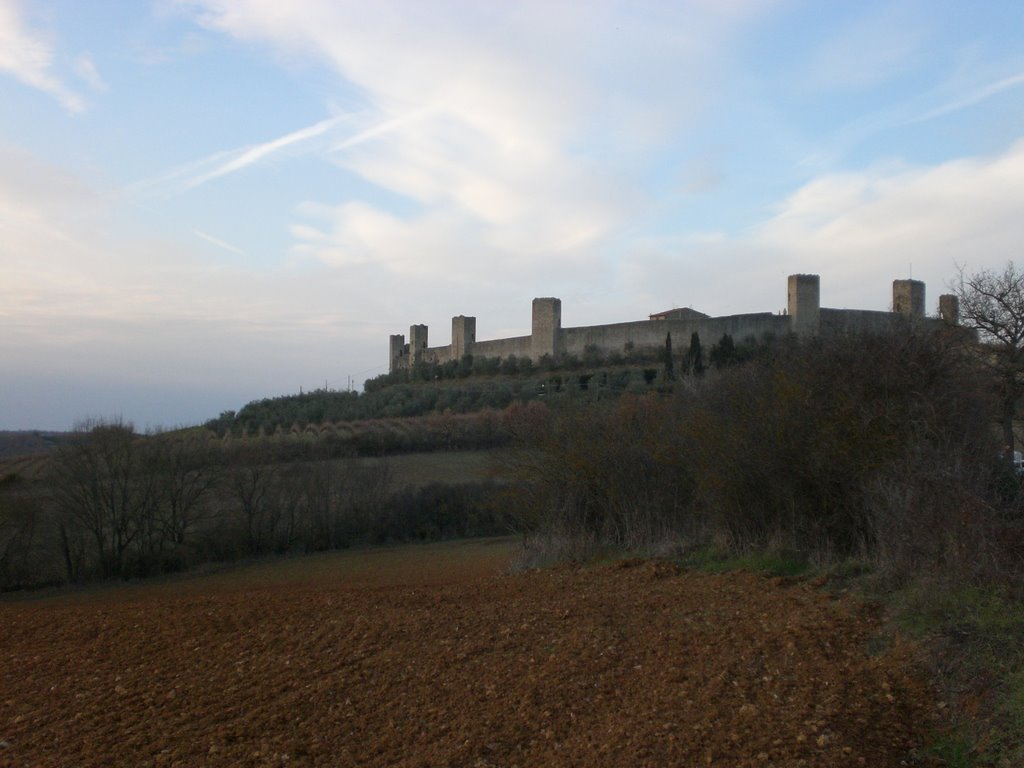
[389,274,960,373]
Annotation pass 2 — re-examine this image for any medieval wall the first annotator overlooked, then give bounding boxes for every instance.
[820,308,905,335]
[561,313,788,357]
[473,335,532,360]
[388,274,957,373]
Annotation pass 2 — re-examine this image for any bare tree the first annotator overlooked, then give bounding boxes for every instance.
[0,492,40,588]
[230,463,277,555]
[954,262,1024,455]
[51,420,158,578]
[150,434,220,548]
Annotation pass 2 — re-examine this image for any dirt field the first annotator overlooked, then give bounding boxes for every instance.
[0,540,945,767]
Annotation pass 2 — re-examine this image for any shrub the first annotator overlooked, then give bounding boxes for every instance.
[506,329,1011,578]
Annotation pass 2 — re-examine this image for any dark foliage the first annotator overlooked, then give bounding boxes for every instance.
[506,329,1022,580]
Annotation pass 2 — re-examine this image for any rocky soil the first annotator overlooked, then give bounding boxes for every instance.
[0,549,945,767]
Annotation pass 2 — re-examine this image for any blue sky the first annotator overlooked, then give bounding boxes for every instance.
[2,0,1023,431]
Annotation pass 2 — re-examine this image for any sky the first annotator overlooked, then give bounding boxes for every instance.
[2,0,1024,431]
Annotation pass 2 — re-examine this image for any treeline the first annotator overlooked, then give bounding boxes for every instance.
[0,425,507,589]
[208,332,766,436]
[505,329,1024,581]
[210,411,511,458]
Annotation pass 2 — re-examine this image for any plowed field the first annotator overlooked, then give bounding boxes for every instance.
[0,540,944,767]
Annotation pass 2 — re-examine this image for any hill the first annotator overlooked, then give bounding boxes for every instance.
[205,331,764,437]
[0,431,75,459]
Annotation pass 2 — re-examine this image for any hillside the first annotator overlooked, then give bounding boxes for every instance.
[0,431,74,459]
[205,331,763,438]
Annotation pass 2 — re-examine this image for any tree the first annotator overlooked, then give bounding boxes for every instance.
[686,332,705,376]
[150,433,220,549]
[709,334,737,368]
[954,262,1024,456]
[230,463,276,555]
[663,333,675,382]
[51,420,158,579]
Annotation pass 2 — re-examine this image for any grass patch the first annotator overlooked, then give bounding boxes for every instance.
[924,733,976,768]
[360,449,502,490]
[887,582,1024,767]
[678,544,811,578]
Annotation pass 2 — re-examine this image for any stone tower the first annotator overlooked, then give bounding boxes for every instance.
[893,280,925,318]
[787,274,820,336]
[451,315,476,359]
[389,334,406,372]
[938,294,960,325]
[531,298,562,360]
[409,324,428,365]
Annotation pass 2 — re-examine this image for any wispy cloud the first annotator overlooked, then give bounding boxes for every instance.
[0,0,83,112]
[803,5,925,92]
[184,112,352,189]
[192,228,244,255]
[129,113,352,198]
[331,106,436,153]
[793,67,1024,173]
[74,53,107,92]
[908,71,1024,124]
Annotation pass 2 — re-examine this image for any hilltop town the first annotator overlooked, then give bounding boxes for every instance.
[390,273,960,372]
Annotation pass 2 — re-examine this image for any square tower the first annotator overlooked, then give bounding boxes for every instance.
[409,324,428,364]
[938,294,960,325]
[531,298,562,360]
[787,274,820,336]
[389,334,406,372]
[451,315,476,359]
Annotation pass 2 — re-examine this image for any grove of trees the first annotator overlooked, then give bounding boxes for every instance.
[0,424,506,589]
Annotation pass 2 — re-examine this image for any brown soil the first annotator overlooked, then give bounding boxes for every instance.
[0,546,945,767]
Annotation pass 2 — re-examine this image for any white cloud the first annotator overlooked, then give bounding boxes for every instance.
[609,139,1024,317]
[177,0,761,263]
[73,53,107,92]
[0,0,83,111]
[758,139,1024,259]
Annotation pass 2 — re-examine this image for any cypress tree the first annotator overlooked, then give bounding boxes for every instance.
[687,331,705,376]
[664,332,675,381]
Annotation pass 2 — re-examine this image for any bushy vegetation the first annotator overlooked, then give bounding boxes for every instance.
[505,329,1021,582]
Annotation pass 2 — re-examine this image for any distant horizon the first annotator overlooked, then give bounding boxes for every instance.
[3,1,1023,431]
[5,267,955,434]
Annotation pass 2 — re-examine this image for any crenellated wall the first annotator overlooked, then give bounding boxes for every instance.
[388,274,959,373]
